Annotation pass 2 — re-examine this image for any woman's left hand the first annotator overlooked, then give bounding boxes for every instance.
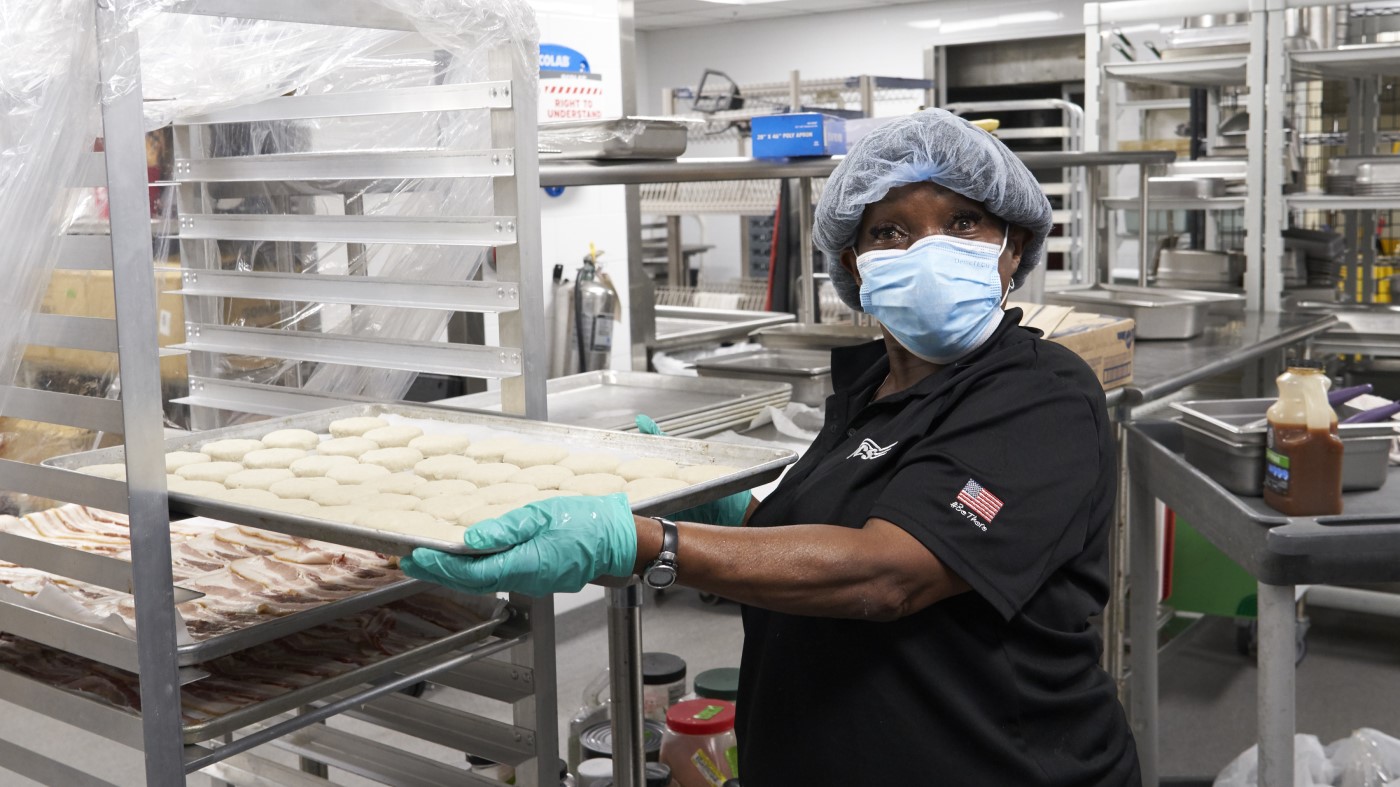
[400,494,637,596]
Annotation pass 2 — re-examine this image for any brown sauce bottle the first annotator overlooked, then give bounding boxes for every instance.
[1262,361,1343,516]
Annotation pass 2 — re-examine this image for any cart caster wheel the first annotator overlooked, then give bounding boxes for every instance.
[398,681,429,698]
[1234,619,1308,665]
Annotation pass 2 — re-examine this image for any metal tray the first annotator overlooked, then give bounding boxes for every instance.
[1356,161,1400,196]
[44,403,799,556]
[1042,284,1244,340]
[1148,176,1227,199]
[436,370,790,432]
[0,596,510,747]
[539,117,692,161]
[1179,420,1393,496]
[1170,398,1399,441]
[693,348,834,406]
[650,306,795,352]
[751,323,882,350]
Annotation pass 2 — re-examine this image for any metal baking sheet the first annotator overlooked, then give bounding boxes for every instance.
[751,323,882,350]
[1170,398,1399,441]
[437,370,791,432]
[650,306,795,352]
[182,597,510,744]
[539,117,693,161]
[44,403,799,556]
[693,348,833,377]
[0,597,510,747]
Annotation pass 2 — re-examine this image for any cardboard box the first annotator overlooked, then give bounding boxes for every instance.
[751,113,847,159]
[1047,312,1136,391]
[23,266,186,381]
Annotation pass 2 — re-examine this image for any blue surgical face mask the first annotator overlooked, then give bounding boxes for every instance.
[856,228,1011,365]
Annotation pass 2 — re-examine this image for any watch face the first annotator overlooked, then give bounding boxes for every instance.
[646,564,677,589]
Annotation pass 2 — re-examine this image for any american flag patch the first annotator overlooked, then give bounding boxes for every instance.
[956,478,1004,522]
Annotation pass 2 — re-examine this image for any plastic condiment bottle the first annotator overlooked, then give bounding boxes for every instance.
[1263,360,1344,516]
[660,699,738,787]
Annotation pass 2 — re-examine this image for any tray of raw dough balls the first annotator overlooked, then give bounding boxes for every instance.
[44,403,800,556]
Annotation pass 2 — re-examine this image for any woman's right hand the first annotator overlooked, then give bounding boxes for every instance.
[636,414,753,526]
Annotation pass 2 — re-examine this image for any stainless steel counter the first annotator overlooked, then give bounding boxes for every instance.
[1112,311,1339,407]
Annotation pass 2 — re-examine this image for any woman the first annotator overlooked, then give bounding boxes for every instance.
[403,109,1141,785]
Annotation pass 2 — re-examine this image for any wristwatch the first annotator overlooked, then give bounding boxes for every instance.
[642,516,679,590]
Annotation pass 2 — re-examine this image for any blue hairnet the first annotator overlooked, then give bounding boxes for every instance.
[814,108,1054,311]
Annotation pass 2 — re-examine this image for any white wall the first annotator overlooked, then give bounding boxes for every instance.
[636,0,1087,287]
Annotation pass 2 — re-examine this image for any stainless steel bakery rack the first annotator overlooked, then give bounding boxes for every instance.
[0,2,561,785]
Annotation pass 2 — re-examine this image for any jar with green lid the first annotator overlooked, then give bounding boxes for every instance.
[693,668,739,703]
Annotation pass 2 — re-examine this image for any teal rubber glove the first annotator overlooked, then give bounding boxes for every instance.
[635,414,752,526]
[399,494,636,596]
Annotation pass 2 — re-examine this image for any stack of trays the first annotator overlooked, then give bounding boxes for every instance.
[1326,156,1397,195]
[439,371,792,439]
[693,348,834,407]
[1355,160,1400,197]
[1170,398,1398,496]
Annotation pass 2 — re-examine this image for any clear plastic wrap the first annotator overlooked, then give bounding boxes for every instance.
[2,0,541,452]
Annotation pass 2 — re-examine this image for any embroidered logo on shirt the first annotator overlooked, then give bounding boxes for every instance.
[847,438,897,460]
[951,478,1003,530]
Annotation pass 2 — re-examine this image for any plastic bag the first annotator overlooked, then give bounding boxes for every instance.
[1329,729,1400,787]
[1213,734,1334,787]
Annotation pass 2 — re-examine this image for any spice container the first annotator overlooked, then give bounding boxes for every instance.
[1264,360,1344,516]
[660,699,739,787]
[643,652,688,724]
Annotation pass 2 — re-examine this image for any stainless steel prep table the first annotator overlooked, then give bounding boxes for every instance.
[1125,420,1400,787]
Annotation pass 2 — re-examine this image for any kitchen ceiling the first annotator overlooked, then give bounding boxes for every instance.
[633,0,935,31]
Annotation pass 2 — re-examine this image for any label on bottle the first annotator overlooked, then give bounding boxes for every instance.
[691,749,728,787]
[725,745,739,777]
[1264,448,1290,496]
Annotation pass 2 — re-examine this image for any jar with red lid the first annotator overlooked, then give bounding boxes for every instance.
[659,699,738,787]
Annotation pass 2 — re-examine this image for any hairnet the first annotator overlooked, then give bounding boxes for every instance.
[814,108,1054,311]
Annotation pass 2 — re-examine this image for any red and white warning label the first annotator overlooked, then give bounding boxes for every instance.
[541,72,605,121]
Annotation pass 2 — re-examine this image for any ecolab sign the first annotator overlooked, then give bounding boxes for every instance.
[540,44,590,73]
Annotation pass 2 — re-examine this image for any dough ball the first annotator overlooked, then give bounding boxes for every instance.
[464,436,526,462]
[616,458,679,482]
[310,485,377,507]
[200,438,266,462]
[313,505,362,523]
[415,454,476,481]
[269,476,339,499]
[458,462,521,486]
[326,463,391,485]
[262,498,321,515]
[509,464,575,490]
[225,468,295,490]
[165,451,210,473]
[559,473,627,496]
[328,416,389,437]
[625,477,688,504]
[408,434,473,457]
[208,487,279,506]
[317,437,380,458]
[360,447,424,472]
[417,494,486,521]
[676,464,743,485]
[176,461,244,483]
[533,490,572,500]
[241,448,308,469]
[475,482,541,505]
[367,472,427,495]
[355,510,466,542]
[363,425,423,448]
[260,428,320,451]
[415,479,479,499]
[359,493,421,512]
[166,474,187,490]
[558,452,622,475]
[289,454,358,477]
[503,444,570,468]
[174,479,226,498]
[78,463,126,480]
[459,503,521,527]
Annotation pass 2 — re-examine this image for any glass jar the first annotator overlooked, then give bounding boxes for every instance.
[659,699,738,787]
[642,652,688,724]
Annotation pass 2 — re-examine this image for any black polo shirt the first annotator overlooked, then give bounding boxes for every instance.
[735,309,1140,786]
